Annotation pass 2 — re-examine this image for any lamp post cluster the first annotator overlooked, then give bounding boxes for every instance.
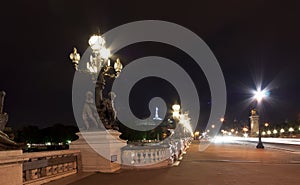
[171,104,193,138]
[69,33,123,130]
[70,34,123,84]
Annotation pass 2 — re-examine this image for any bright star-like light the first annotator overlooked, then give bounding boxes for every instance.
[252,88,270,103]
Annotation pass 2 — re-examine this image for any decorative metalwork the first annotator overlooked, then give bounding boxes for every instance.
[69,33,123,130]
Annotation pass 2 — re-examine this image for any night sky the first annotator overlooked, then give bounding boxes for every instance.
[1,0,299,129]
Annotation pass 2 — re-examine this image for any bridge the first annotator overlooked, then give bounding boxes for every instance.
[45,138,300,185]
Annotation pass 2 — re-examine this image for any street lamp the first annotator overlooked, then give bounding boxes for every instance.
[172,104,180,119]
[69,33,123,129]
[70,34,123,83]
[280,128,285,137]
[288,127,294,132]
[288,127,294,137]
[179,113,193,137]
[253,88,268,149]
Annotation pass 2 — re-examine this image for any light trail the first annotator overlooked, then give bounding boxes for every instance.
[212,136,300,145]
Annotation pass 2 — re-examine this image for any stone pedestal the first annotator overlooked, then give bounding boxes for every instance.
[70,130,126,173]
[250,114,259,136]
[0,150,28,185]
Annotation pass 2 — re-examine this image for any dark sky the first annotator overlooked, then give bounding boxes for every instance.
[0,0,299,129]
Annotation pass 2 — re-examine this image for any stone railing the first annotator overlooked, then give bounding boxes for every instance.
[121,138,192,169]
[121,144,172,168]
[22,150,80,185]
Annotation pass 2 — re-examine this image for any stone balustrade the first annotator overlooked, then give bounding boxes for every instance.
[22,150,80,185]
[121,138,192,169]
[121,144,172,168]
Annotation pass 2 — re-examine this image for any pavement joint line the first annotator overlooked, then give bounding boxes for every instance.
[188,160,300,165]
[290,161,300,164]
[291,152,300,154]
[189,159,260,163]
[267,147,296,152]
[234,141,300,153]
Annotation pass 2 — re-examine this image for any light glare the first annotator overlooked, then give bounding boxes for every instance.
[253,89,268,102]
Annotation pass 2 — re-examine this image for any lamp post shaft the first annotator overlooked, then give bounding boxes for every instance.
[256,112,264,149]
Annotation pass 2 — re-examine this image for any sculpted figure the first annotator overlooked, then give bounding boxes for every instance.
[82,91,104,130]
[0,91,19,150]
[98,91,118,130]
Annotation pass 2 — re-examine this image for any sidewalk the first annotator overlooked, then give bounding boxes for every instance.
[46,141,300,185]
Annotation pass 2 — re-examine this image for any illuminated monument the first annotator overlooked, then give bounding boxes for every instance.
[249,109,259,136]
[153,107,163,121]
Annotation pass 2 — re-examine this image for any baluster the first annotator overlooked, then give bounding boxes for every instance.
[30,169,38,180]
[143,150,148,164]
[148,149,151,163]
[152,150,156,162]
[137,151,141,164]
[134,151,138,165]
[25,169,31,181]
[52,165,58,174]
[73,156,77,170]
[130,151,135,165]
[143,151,146,164]
[58,155,63,173]
[46,156,52,176]
[159,149,162,161]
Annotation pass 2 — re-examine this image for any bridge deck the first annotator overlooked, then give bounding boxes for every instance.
[46,141,300,185]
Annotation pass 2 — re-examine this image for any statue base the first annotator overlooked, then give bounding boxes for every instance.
[0,150,26,185]
[70,130,126,173]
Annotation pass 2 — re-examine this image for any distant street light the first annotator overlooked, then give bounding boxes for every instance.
[252,88,269,149]
[194,131,200,139]
[273,129,278,134]
[288,127,294,132]
[178,113,193,136]
[288,127,294,137]
[280,128,285,133]
[242,127,249,132]
[172,104,180,119]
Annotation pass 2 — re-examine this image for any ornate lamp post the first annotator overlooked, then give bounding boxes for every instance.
[69,34,123,130]
[172,104,180,119]
[253,89,268,149]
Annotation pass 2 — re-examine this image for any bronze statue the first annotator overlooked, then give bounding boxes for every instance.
[82,90,119,131]
[0,91,20,150]
[98,91,119,130]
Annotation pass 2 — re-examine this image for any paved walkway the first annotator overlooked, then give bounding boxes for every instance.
[47,141,300,185]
